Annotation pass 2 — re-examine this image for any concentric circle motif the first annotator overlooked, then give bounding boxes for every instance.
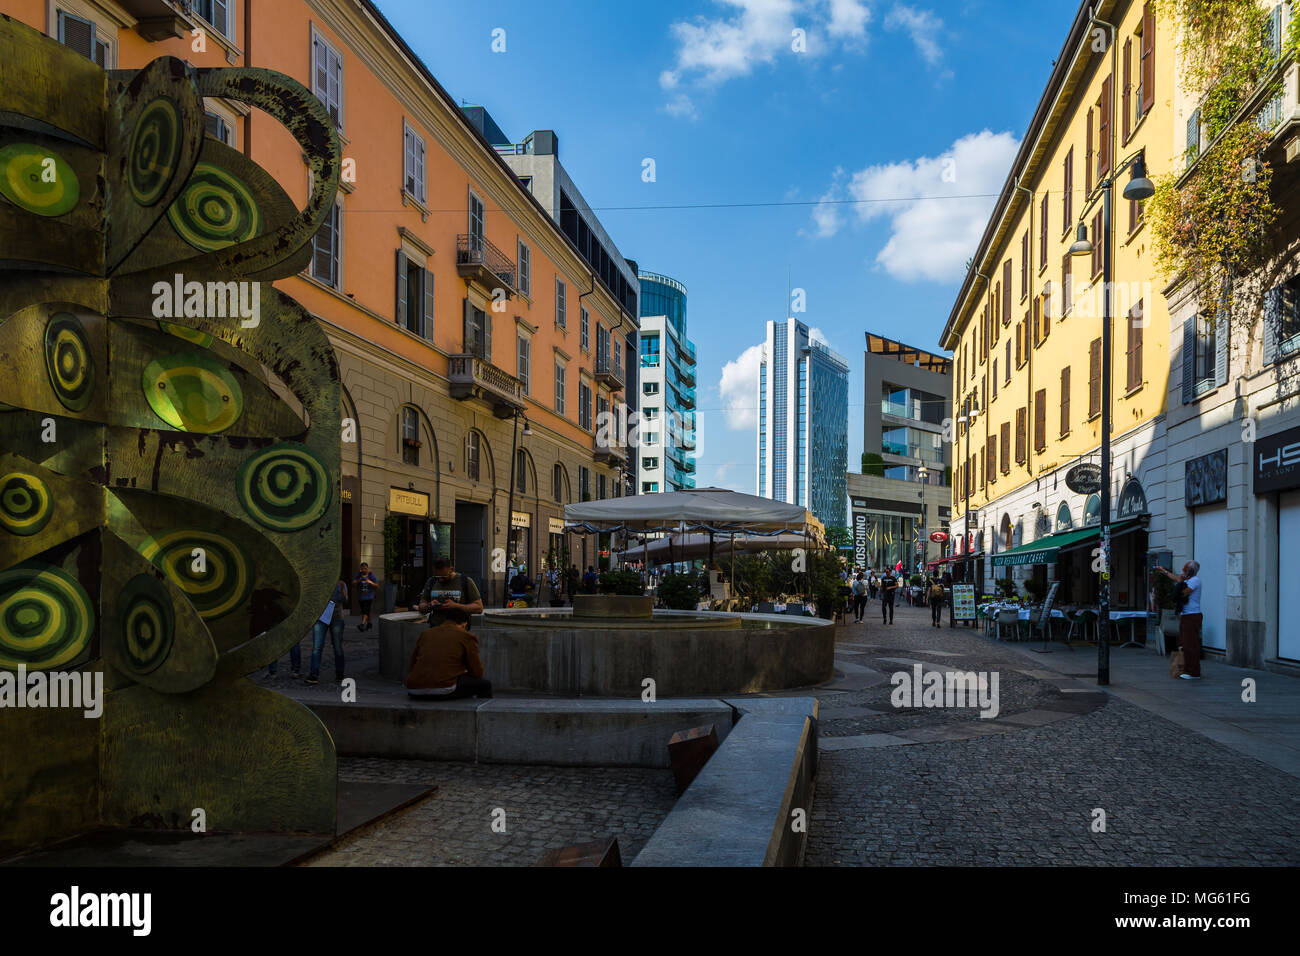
[142,351,243,433]
[158,321,214,349]
[166,162,260,252]
[236,444,331,532]
[0,472,52,537]
[127,96,182,206]
[139,529,251,620]
[43,312,94,412]
[118,574,174,675]
[0,563,93,670]
[0,143,80,217]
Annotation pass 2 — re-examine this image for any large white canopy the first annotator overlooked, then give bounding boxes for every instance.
[564,487,824,538]
[619,531,821,564]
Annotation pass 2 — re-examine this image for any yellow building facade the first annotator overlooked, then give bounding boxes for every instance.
[940,0,1174,608]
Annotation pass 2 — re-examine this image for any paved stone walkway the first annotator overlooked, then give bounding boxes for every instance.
[304,759,676,867]
[805,602,1300,866]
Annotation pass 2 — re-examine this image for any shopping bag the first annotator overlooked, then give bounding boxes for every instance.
[1168,649,1185,679]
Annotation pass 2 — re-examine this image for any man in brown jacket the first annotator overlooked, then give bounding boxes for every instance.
[405,607,493,699]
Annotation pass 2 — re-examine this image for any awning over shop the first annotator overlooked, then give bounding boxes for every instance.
[991,518,1144,567]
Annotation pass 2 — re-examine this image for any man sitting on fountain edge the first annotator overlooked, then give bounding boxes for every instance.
[405,605,494,699]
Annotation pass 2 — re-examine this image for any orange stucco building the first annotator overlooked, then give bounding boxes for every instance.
[4,0,637,605]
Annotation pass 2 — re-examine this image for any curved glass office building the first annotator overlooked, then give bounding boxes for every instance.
[638,272,697,492]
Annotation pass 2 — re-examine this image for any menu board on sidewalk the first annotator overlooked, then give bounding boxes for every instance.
[953,585,976,620]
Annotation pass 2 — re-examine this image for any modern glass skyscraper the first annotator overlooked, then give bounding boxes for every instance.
[757,319,848,528]
[638,273,697,492]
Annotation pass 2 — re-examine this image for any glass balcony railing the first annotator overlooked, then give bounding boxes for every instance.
[881,400,911,419]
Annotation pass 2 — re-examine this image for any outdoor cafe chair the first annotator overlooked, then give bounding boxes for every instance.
[1064,609,1097,647]
[995,608,1020,641]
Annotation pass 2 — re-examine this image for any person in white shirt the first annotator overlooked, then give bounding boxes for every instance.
[1157,560,1203,680]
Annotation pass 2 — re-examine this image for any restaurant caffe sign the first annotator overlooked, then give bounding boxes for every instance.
[1254,424,1300,494]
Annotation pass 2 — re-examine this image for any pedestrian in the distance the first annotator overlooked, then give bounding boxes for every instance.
[927,575,945,627]
[880,568,898,624]
[852,572,869,624]
[307,576,348,685]
[1156,560,1204,680]
[868,571,879,601]
[353,562,378,632]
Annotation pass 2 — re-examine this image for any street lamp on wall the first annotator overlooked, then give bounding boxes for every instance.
[503,409,531,607]
[1069,148,1154,685]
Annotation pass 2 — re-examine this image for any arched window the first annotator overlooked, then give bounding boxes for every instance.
[1083,493,1101,526]
[401,406,420,466]
[1001,514,1013,550]
[1055,502,1073,532]
[466,431,481,482]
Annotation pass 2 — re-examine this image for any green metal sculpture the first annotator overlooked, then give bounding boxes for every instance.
[0,13,343,854]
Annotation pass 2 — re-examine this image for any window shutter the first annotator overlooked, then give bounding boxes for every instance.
[1264,285,1282,366]
[1099,77,1112,176]
[1141,2,1155,114]
[211,0,229,37]
[58,12,95,59]
[1063,149,1073,225]
[463,299,474,354]
[1122,38,1132,141]
[1089,338,1102,417]
[1060,366,1070,435]
[1041,290,1050,338]
[1016,320,1022,367]
[1086,108,1094,194]
[1003,260,1012,319]
[1214,307,1228,386]
[484,311,493,363]
[1128,301,1143,390]
[423,268,435,339]
[1000,422,1010,473]
[1015,408,1026,463]
[1181,316,1195,404]
[1040,193,1049,264]
[1268,2,1283,58]
[1034,389,1046,452]
[395,250,408,327]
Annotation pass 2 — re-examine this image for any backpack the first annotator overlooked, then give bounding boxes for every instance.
[929,583,945,600]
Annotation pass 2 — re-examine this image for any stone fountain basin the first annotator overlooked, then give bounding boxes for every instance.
[377,608,835,697]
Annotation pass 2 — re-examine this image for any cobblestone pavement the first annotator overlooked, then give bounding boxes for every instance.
[304,759,677,867]
[805,602,1300,866]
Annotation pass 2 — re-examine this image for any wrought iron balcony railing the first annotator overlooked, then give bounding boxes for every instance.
[456,234,517,295]
[595,354,624,390]
[448,353,524,418]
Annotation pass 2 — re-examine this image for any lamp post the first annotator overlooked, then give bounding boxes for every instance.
[503,409,532,608]
[917,463,930,573]
[1068,150,1154,685]
[958,397,979,622]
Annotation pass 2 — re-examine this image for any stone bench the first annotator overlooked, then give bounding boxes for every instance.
[631,698,818,867]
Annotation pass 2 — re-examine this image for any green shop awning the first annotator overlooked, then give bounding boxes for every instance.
[991,518,1144,568]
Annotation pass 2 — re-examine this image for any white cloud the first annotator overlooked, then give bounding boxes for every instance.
[883,5,944,67]
[825,0,872,40]
[810,129,1019,283]
[719,343,765,430]
[806,167,845,238]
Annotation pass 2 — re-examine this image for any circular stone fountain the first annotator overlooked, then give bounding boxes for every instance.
[377,595,835,697]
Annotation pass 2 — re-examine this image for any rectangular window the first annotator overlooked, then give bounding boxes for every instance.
[1140,1,1155,117]
[517,334,530,394]
[1277,277,1300,357]
[1122,37,1133,142]
[403,122,426,204]
[1015,407,1027,464]
[1060,366,1071,436]
[1039,193,1049,266]
[1092,211,1104,280]
[596,474,607,500]
[517,240,530,296]
[579,466,590,501]
[1020,236,1028,301]
[57,10,110,67]
[468,191,485,248]
[198,0,232,38]
[642,482,658,494]
[1004,340,1011,383]
[992,359,998,398]
[1034,389,1047,453]
[1195,313,1218,385]
[1000,422,1011,474]
[205,112,233,146]
[1003,259,1013,321]
[643,381,659,395]
[554,362,566,415]
[395,251,433,339]
[1089,337,1102,418]
[311,201,341,288]
[402,406,419,466]
[555,278,567,329]
[1186,109,1201,167]
[1016,315,1024,368]
[642,457,659,470]
[579,382,592,430]
[987,436,997,484]
[1034,294,1047,346]
[1063,148,1074,231]
[1127,300,1144,392]
[312,28,344,131]
[463,302,489,359]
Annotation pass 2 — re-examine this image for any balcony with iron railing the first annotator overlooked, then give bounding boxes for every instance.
[456,234,517,296]
[448,353,525,418]
[595,353,624,391]
[118,0,202,41]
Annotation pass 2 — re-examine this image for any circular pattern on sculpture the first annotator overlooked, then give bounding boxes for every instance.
[0,472,52,537]
[236,444,330,532]
[158,321,214,349]
[43,312,94,412]
[167,162,260,252]
[0,143,80,217]
[142,351,243,433]
[139,529,251,620]
[0,564,93,670]
[128,97,182,206]
[118,574,174,675]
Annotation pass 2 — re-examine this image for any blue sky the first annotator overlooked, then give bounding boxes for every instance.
[375,0,1081,496]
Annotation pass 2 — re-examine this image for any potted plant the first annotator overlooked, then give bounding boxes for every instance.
[1023,576,1046,605]
[656,572,699,610]
[996,576,1017,600]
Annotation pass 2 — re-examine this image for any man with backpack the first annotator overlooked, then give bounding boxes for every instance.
[415,556,483,626]
[851,572,869,624]
[927,576,946,627]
